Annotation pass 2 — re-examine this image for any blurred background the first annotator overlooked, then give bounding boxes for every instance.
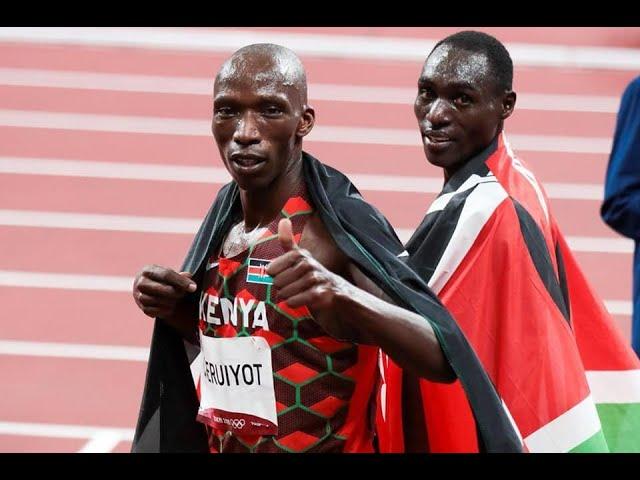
[0,27,639,452]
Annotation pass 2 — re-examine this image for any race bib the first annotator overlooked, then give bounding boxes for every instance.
[196,335,278,436]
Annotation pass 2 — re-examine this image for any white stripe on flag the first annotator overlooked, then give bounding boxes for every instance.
[502,400,524,445]
[427,175,496,214]
[524,394,602,452]
[505,135,550,223]
[586,370,640,404]
[428,181,508,294]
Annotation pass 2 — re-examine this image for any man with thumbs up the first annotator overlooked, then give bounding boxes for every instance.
[131,43,522,453]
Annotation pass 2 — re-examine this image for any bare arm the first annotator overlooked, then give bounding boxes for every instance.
[266,218,455,383]
[341,263,454,382]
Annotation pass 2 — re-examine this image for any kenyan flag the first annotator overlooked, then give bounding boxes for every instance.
[561,233,640,452]
[246,258,273,285]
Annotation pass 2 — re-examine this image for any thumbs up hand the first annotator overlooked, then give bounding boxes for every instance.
[266,218,343,312]
[277,217,296,252]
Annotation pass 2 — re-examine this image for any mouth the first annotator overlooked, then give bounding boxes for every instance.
[422,132,454,152]
[229,154,267,174]
[422,130,453,143]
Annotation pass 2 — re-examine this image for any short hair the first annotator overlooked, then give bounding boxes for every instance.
[430,31,513,93]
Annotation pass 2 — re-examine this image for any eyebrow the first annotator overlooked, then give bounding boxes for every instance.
[255,94,290,104]
[448,81,479,91]
[213,92,290,104]
[418,78,479,92]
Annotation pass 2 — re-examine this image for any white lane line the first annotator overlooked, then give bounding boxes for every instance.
[76,431,125,453]
[603,301,632,316]
[0,156,609,201]
[0,269,631,317]
[393,228,633,254]
[0,340,149,361]
[0,270,132,291]
[0,67,621,113]
[0,420,134,441]
[564,236,634,254]
[0,109,613,153]
[0,27,638,70]
[0,208,202,234]
[0,210,631,254]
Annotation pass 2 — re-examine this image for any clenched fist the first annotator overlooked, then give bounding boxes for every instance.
[133,265,197,319]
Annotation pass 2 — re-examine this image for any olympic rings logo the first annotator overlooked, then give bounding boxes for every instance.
[230,419,246,429]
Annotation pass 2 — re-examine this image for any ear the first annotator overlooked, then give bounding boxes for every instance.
[296,105,315,138]
[501,91,516,120]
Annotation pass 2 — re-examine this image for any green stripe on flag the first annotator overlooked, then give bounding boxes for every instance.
[596,403,640,452]
[569,429,608,453]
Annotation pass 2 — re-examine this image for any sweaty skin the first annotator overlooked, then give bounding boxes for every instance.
[415,44,516,180]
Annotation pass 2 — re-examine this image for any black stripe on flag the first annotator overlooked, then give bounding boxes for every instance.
[405,186,477,284]
[513,199,570,323]
[442,138,495,194]
[555,240,572,325]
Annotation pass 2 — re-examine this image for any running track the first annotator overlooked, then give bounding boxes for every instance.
[1,27,639,452]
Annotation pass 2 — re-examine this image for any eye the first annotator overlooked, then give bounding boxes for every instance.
[214,107,235,119]
[418,86,435,99]
[263,105,284,117]
[455,94,472,106]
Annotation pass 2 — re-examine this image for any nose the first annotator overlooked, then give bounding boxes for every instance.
[424,98,452,129]
[233,111,260,146]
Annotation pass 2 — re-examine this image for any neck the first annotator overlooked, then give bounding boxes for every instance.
[239,152,304,231]
[444,131,503,182]
[443,162,463,183]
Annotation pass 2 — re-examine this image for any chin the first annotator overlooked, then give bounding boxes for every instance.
[424,153,448,169]
[234,177,263,191]
[424,149,462,172]
[234,174,274,192]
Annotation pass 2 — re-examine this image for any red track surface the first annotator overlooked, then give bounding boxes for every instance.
[1,27,638,452]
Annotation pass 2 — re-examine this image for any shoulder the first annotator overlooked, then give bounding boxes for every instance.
[437,176,511,227]
[303,152,391,229]
[626,76,640,96]
[299,212,349,275]
[446,180,528,251]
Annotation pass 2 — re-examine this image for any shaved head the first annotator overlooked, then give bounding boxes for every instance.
[211,43,315,193]
[215,43,308,105]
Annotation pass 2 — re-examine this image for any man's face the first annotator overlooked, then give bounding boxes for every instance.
[212,62,311,191]
[414,45,512,176]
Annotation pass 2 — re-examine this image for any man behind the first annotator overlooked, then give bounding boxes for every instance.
[129,43,520,453]
[601,75,640,358]
[389,31,640,452]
